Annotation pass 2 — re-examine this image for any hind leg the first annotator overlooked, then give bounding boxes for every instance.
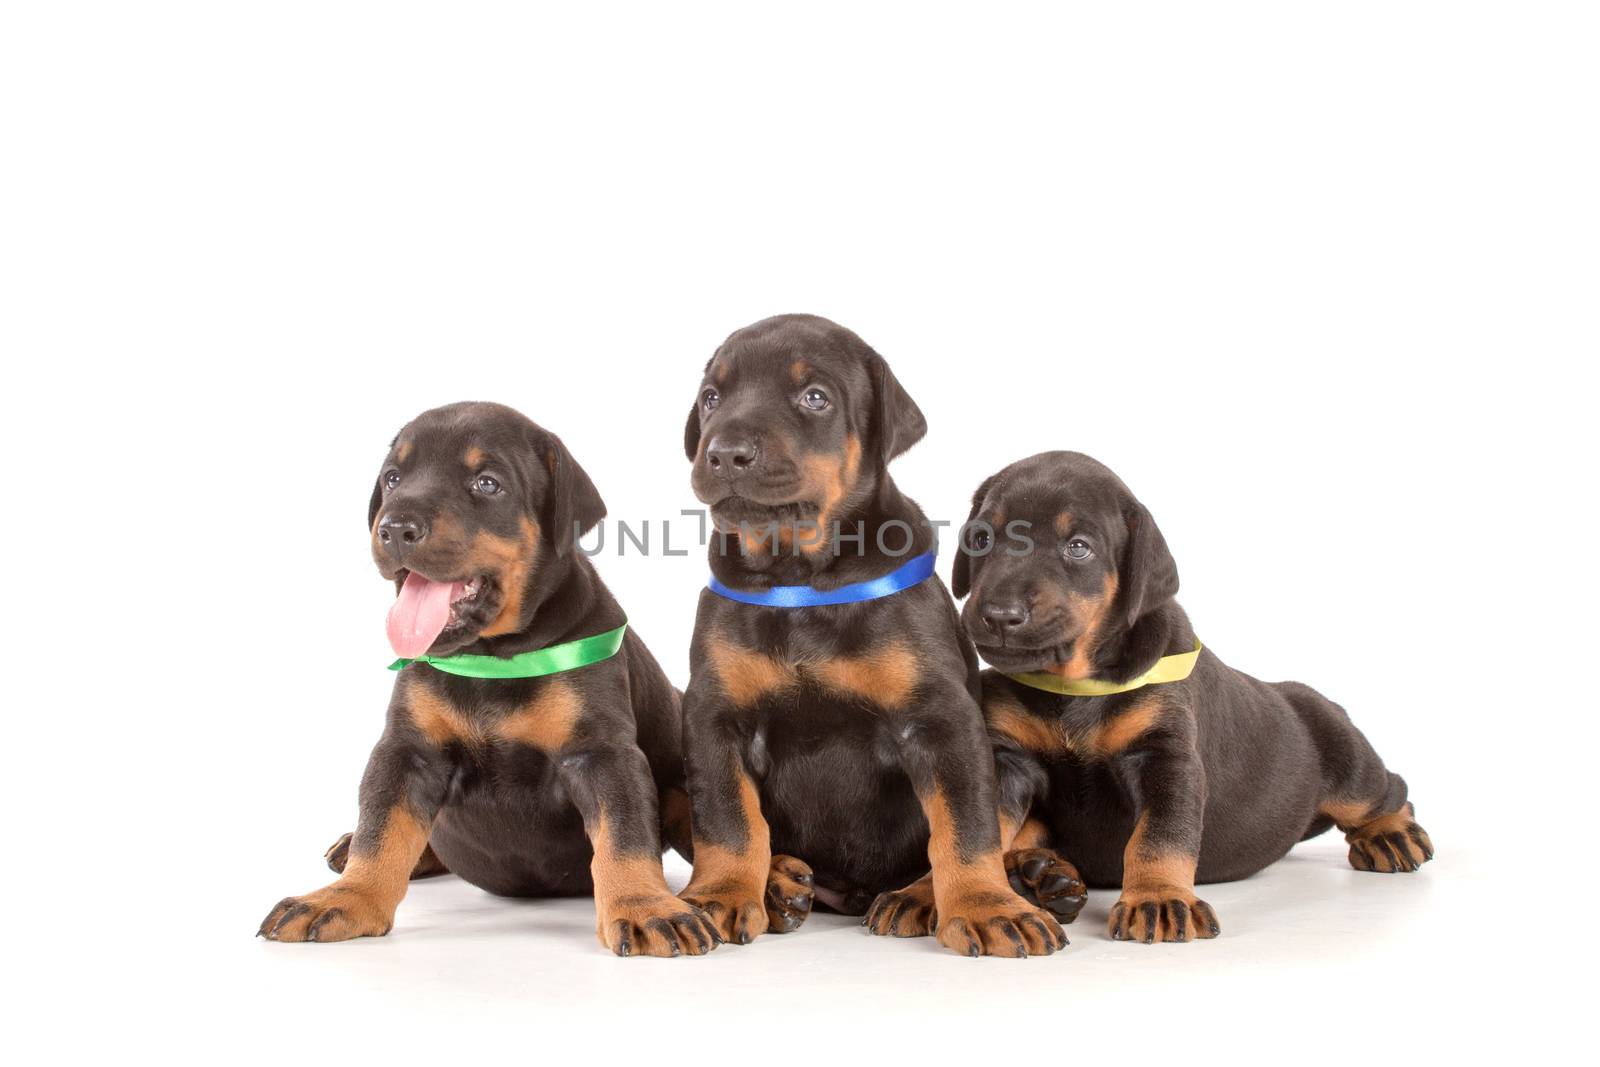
[325,832,449,879]
[1290,683,1434,873]
[1326,794,1434,873]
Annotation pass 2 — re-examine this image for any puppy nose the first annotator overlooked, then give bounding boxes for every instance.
[981,601,1030,632]
[706,435,759,473]
[377,514,428,558]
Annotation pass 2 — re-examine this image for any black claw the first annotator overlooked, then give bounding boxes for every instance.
[269,902,310,937]
[1140,902,1159,944]
[1171,900,1190,942]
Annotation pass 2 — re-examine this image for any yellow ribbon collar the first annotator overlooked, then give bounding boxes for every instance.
[1006,639,1203,697]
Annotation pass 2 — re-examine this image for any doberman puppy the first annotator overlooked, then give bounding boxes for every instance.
[679,314,1066,957]
[946,451,1434,943]
[259,402,733,956]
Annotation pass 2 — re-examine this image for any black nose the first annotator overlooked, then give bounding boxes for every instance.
[980,601,1030,633]
[377,514,428,559]
[706,435,759,473]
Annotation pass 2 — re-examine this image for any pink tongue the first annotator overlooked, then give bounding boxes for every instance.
[386,572,466,659]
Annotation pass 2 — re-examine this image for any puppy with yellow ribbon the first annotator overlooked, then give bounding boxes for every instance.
[919,451,1434,944]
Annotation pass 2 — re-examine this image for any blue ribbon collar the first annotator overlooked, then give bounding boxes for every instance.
[707,551,937,608]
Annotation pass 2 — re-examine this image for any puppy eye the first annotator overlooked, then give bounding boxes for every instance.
[475,475,501,495]
[1065,538,1092,560]
[384,470,401,491]
[701,388,720,412]
[968,527,992,552]
[801,387,830,411]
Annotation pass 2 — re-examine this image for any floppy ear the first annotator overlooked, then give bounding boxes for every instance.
[540,431,607,555]
[950,474,998,600]
[1115,502,1179,628]
[683,357,714,461]
[367,432,400,530]
[868,354,927,464]
[683,404,702,461]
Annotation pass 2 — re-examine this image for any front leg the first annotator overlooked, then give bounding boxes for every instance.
[1108,735,1219,944]
[259,738,444,942]
[558,741,721,957]
[893,708,1066,957]
[866,743,1083,937]
[678,682,777,944]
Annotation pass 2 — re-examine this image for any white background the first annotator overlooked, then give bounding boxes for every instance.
[5,2,1594,1063]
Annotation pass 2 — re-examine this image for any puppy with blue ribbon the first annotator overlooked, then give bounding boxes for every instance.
[675,314,1067,957]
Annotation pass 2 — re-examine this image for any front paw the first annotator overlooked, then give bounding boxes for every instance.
[765,854,814,933]
[258,884,395,942]
[1347,809,1434,873]
[864,877,936,937]
[1108,888,1219,943]
[1006,848,1088,924]
[935,891,1066,958]
[681,883,770,945]
[597,895,720,957]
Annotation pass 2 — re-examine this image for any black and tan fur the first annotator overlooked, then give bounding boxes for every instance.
[679,315,1065,957]
[939,451,1433,943]
[258,402,803,956]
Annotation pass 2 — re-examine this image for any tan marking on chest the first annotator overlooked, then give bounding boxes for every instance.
[985,692,1067,754]
[809,642,919,709]
[496,679,581,751]
[706,635,920,709]
[1091,695,1162,756]
[984,690,1163,759]
[707,636,797,706]
[407,686,482,746]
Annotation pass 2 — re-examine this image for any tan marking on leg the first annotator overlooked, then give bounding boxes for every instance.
[590,812,716,956]
[809,642,919,709]
[922,788,1064,957]
[341,805,432,909]
[496,678,581,751]
[705,635,796,707]
[682,764,774,943]
[1007,816,1051,852]
[1119,812,1198,893]
[260,804,432,942]
[923,788,1007,901]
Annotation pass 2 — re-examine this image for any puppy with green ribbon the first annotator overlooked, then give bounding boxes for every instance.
[257,402,784,956]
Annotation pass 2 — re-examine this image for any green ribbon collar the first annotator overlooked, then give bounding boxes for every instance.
[389,623,628,680]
